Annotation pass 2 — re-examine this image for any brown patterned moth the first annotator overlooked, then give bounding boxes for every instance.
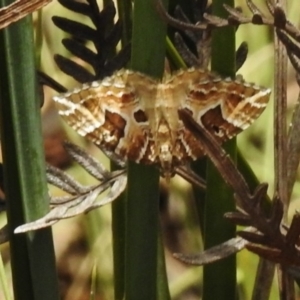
[53,68,271,178]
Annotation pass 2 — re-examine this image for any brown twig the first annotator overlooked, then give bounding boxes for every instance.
[273,2,288,220]
[0,0,51,30]
[252,260,275,300]
[157,0,300,42]
[178,110,280,239]
[273,0,294,296]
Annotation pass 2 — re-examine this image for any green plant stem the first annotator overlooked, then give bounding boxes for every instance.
[112,0,131,290]
[202,0,236,299]
[0,252,12,300]
[112,191,126,300]
[35,9,43,67]
[157,224,171,300]
[166,36,187,69]
[89,263,97,300]
[124,0,170,299]
[0,6,59,300]
[125,165,160,300]
[116,0,132,46]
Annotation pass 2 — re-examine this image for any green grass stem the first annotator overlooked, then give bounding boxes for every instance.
[0,6,59,300]
[202,0,237,299]
[124,0,170,299]
[0,253,11,300]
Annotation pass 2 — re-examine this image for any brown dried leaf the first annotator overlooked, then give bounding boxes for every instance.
[14,174,127,233]
[174,237,248,265]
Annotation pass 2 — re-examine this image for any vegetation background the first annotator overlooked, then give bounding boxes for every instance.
[0,0,300,299]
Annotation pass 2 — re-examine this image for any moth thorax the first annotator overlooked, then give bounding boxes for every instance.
[159,143,172,163]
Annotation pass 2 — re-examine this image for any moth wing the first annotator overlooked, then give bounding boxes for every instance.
[53,69,158,163]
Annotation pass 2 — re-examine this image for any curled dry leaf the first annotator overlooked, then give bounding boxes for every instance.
[15,170,126,233]
[174,237,248,265]
[14,142,127,233]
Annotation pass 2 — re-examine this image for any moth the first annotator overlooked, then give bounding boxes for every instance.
[53,68,271,177]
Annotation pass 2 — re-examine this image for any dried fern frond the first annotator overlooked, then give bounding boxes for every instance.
[175,109,300,267]
[161,0,247,71]
[52,0,131,83]
[14,142,127,233]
